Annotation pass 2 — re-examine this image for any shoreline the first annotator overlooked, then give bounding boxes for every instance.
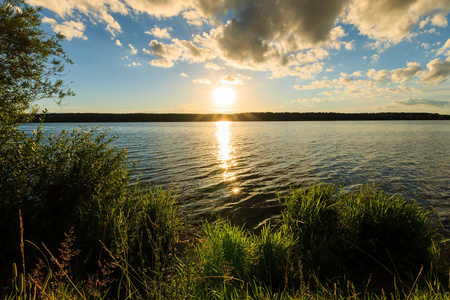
[32,112,450,123]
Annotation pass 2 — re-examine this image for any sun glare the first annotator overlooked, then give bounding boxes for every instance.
[213,85,235,110]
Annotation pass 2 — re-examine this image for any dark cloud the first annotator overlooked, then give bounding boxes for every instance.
[215,0,348,64]
[149,40,165,57]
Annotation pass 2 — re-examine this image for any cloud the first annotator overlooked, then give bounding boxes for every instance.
[126,62,142,67]
[292,99,311,104]
[124,0,193,17]
[204,62,222,70]
[29,0,450,88]
[394,98,449,108]
[212,0,347,65]
[146,38,216,64]
[172,38,216,62]
[420,58,450,85]
[179,73,189,77]
[150,59,174,68]
[436,38,450,56]
[29,0,124,36]
[344,0,450,44]
[145,26,172,39]
[296,48,329,64]
[128,44,138,55]
[192,78,212,84]
[390,62,422,83]
[371,54,380,64]
[431,14,449,27]
[42,17,87,41]
[182,9,205,26]
[219,75,246,85]
[149,40,183,60]
[367,69,390,83]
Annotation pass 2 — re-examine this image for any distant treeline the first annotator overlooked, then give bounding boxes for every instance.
[33,112,450,123]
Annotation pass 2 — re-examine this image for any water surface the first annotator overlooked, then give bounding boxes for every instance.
[24,121,450,231]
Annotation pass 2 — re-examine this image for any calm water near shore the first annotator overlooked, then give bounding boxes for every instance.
[23,121,450,232]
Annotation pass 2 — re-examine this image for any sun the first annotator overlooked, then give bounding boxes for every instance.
[213,85,235,110]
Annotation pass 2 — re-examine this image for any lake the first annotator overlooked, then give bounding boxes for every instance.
[23,121,450,232]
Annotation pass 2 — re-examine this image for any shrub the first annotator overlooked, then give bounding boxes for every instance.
[0,125,181,280]
[0,125,131,267]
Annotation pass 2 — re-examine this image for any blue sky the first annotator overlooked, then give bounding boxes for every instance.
[29,0,450,114]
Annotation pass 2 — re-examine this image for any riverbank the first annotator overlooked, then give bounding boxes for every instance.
[3,183,448,299]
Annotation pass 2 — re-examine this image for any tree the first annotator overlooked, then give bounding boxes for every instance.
[0,0,74,126]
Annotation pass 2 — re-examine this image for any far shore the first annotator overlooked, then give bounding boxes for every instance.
[33,112,450,123]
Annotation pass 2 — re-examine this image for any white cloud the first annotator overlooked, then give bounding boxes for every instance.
[192,78,212,84]
[390,62,422,83]
[150,59,174,68]
[172,38,216,63]
[42,17,87,41]
[219,74,248,85]
[179,73,189,77]
[182,9,205,26]
[29,0,450,88]
[371,54,380,64]
[124,0,193,18]
[345,0,450,44]
[145,26,172,39]
[128,44,138,55]
[431,14,448,27]
[126,62,142,67]
[420,58,450,86]
[296,48,329,64]
[204,62,222,70]
[149,40,183,60]
[367,69,389,83]
[436,38,450,56]
[29,0,124,36]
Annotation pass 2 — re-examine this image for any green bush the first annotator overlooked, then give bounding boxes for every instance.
[0,125,182,285]
[0,125,128,266]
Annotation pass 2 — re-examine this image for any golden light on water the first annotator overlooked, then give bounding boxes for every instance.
[213,85,235,111]
[216,121,237,183]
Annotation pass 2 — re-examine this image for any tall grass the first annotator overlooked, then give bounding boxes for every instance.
[280,184,342,279]
[339,186,437,284]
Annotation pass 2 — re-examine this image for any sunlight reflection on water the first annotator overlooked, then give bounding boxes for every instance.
[21,121,450,232]
[216,121,237,182]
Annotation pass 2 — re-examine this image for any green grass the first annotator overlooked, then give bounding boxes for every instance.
[2,184,449,299]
